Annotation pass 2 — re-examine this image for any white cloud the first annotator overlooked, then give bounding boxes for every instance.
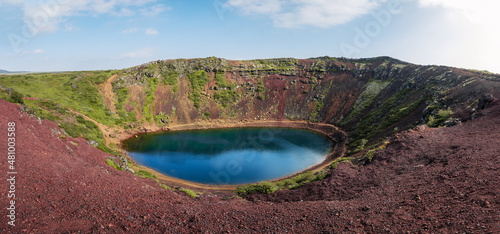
[33,49,43,54]
[417,0,500,73]
[418,0,497,24]
[3,0,169,35]
[113,7,135,17]
[145,28,159,35]
[122,27,138,33]
[140,4,171,17]
[118,48,154,59]
[225,0,383,28]
[225,0,282,15]
[64,23,74,31]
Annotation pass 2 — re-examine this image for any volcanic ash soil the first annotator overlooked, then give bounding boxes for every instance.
[0,98,498,233]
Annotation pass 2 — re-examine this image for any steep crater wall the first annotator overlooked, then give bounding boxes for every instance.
[109,56,500,153]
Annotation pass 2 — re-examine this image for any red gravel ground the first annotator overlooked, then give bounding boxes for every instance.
[0,98,499,233]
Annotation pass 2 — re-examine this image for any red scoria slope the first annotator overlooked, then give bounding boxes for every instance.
[0,98,499,233]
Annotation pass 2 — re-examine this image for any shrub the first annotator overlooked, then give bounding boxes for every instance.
[203,111,211,120]
[10,90,24,104]
[364,149,376,163]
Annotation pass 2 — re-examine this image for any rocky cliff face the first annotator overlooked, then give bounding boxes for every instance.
[1,60,499,233]
[110,56,500,150]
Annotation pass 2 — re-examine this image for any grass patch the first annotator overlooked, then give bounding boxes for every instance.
[187,70,210,109]
[275,170,326,190]
[343,81,390,124]
[214,90,239,107]
[0,72,115,126]
[214,71,234,88]
[136,170,157,179]
[236,182,278,196]
[114,88,136,124]
[59,115,110,153]
[330,157,354,169]
[180,188,197,198]
[142,77,159,123]
[106,158,123,171]
[236,171,327,195]
[310,100,324,121]
[203,111,211,120]
[163,70,178,86]
[427,108,453,127]
[89,70,115,85]
[161,184,173,190]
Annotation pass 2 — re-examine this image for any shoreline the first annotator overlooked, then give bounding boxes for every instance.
[118,120,348,191]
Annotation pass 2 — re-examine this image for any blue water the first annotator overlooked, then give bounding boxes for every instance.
[123,128,333,185]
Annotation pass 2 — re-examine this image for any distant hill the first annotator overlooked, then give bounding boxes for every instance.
[0,69,29,74]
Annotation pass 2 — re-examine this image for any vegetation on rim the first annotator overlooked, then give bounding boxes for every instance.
[1,56,496,191]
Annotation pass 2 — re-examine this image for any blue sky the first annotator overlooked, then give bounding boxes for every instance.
[0,0,498,73]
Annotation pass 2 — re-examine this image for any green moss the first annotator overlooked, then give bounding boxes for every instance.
[236,170,327,195]
[161,184,173,190]
[330,157,354,169]
[142,77,159,123]
[163,70,179,86]
[343,81,390,124]
[180,188,197,198]
[274,171,324,190]
[309,100,324,121]
[236,182,278,195]
[257,78,264,93]
[349,87,427,148]
[427,108,453,127]
[136,170,157,179]
[114,88,136,124]
[203,111,211,120]
[214,71,233,88]
[187,70,210,109]
[106,158,123,171]
[214,90,239,107]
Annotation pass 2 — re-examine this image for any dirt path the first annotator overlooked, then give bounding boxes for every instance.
[67,108,112,147]
[99,74,119,115]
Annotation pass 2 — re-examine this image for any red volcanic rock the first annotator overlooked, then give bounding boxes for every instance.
[0,98,499,233]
